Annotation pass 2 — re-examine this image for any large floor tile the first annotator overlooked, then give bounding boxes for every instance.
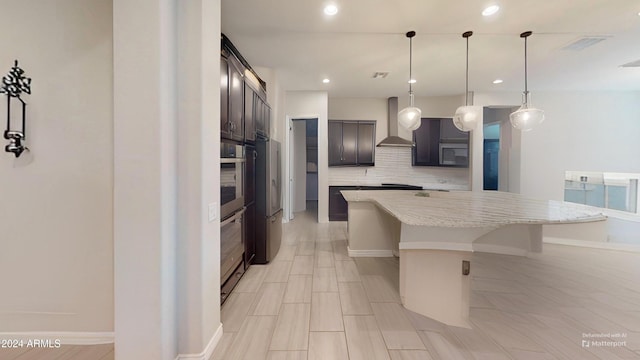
[224,316,277,360]
[312,267,338,292]
[310,292,344,331]
[250,282,287,316]
[308,332,349,360]
[338,281,373,315]
[263,260,292,283]
[283,274,312,304]
[221,292,256,332]
[361,275,401,303]
[290,255,314,275]
[388,350,434,360]
[234,265,268,292]
[344,315,391,360]
[270,303,311,351]
[336,260,362,282]
[266,351,307,360]
[371,303,425,350]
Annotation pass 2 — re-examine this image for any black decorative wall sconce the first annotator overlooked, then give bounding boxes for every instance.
[1,60,32,157]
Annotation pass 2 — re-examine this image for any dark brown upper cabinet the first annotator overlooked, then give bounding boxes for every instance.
[227,55,244,142]
[328,120,376,167]
[412,118,469,167]
[244,83,256,143]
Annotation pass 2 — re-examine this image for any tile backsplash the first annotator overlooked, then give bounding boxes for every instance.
[328,147,469,190]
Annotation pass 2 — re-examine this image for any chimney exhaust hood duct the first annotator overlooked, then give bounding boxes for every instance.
[377,97,415,147]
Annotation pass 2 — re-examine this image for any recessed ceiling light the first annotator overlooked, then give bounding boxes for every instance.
[322,78,330,84]
[408,79,417,84]
[492,79,503,84]
[482,5,500,16]
[324,4,338,16]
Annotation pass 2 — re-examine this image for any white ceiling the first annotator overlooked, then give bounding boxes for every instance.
[222,0,640,98]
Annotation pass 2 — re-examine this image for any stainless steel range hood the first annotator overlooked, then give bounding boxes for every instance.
[376,97,414,147]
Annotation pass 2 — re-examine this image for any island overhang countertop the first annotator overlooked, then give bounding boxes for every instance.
[340,189,607,227]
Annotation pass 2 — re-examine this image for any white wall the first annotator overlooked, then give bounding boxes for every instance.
[284,92,329,222]
[0,0,113,334]
[292,121,307,212]
[328,98,388,143]
[475,91,640,201]
[114,0,222,358]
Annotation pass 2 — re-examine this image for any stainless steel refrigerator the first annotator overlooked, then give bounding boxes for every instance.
[255,137,282,263]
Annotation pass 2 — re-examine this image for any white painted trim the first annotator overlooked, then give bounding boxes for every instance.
[0,332,114,345]
[473,244,528,256]
[347,247,394,257]
[398,242,474,252]
[175,323,223,360]
[544,237,640,253]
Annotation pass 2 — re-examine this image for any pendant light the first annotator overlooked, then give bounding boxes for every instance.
[398,31,422,131]
[453,31,479,132]
[510,31,545,131]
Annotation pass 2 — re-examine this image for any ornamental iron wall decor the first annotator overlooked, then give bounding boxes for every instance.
[1,60,32,157]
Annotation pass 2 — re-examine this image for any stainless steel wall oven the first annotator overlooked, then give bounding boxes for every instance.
[220,140,246,303]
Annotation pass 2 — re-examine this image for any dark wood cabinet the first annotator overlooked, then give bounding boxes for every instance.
[328,120,376,167]
[255,95,270,138]
[244,83,256,143]
[357,122,375,166]
[329,186,351,221]
[413,118,469,167]
[341,122,358,165]
[220,56,231,140]
[227,56,244,142]
[412,118,441,166]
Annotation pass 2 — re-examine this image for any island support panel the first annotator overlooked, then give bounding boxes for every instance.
[400,249,472,328]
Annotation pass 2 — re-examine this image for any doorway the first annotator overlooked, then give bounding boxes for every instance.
[288,118,318,221]
[482,107,521,193]
[483,123,500,190]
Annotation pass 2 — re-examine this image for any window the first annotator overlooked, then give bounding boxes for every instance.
[564,171,639,214]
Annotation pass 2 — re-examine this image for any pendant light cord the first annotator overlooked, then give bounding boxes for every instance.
[461,31,473,106]
[405,31,416,106]
[465,34,469,106]
[520,31,532,95]
[524,35,528,94]
[409,35,413,94]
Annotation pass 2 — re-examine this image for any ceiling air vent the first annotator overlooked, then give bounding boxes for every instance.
[372,72,389,79]
[561,36,608,51]
[620,59,640,68]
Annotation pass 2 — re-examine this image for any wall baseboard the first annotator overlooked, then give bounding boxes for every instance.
[175,323,223,360]
[544,237,640,253]
[347,247,393,257]
[473,244,528,257]
[0,332,114,345]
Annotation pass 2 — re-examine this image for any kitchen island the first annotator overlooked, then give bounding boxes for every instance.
[341,190,606,328]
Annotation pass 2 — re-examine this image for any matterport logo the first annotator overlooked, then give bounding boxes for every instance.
[582,332,627,348]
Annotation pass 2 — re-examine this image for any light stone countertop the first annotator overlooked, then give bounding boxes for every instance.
[341,190,607,227]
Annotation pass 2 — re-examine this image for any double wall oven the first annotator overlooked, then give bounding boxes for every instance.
[220,140,245,303]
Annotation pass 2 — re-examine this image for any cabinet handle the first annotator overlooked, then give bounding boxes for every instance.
[340,145,344,161]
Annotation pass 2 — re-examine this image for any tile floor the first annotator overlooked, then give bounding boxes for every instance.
[213,207,640,360]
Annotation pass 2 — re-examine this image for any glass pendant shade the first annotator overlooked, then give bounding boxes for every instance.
[453,106,479,131]
[509,92,544,132]
[452,31,477,132]
[510,31,544,131]
[398,105,422,131]
[398,31,422,131]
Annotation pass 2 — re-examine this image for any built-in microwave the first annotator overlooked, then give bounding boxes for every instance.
[221,140,245,219]
[439,143,468,166]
